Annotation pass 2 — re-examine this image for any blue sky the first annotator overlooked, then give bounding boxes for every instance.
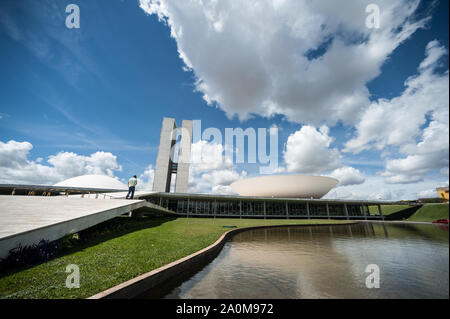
[0,0,448,200]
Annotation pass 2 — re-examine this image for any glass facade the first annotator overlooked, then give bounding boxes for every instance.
[309,203,327,216]
[145,194,374,219]
[328,204,345,217]
[347,204,363,217]
[287,203,307,216]
[265,201,287,217]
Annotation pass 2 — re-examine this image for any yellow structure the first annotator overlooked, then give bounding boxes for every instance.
[436,187,449,201]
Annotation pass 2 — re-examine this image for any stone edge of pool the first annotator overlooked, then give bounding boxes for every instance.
[88,222,358,299]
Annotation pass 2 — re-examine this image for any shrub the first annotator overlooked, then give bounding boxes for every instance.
[0,239,58,272]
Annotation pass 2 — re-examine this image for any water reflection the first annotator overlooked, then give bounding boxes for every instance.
[143,223,449,299]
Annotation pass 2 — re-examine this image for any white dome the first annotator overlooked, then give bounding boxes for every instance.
[54,174,128,190]
[230,175,338,199]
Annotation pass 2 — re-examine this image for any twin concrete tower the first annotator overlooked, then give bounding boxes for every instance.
[153,117,193,193]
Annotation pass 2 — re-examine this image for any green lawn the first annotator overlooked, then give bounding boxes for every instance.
[408,204,449,222]
[368,205,410,216]
[0,217,350,299]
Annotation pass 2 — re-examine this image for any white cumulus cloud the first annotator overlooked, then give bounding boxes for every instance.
[0,140,123,185]
[188,140,246,194]
[283,125,341,174]
[137,164,155,191]
[324,175,447,201]
[345,40,449,184]
[329,166,366,186]
[140,0,427,125]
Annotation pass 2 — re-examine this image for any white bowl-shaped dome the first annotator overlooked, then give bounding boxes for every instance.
[54,174,127,190]
[230,175,338,199]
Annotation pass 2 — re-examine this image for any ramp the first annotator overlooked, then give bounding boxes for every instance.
[0,195,174,259]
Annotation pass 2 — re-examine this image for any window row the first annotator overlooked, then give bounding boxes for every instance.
[150,197,366,217]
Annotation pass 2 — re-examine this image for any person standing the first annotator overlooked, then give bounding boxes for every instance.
[126,175,137,199]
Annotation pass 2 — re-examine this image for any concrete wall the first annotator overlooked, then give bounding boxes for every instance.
[152,117,176,192]
[174,120,193,193]
[153,117,193,194]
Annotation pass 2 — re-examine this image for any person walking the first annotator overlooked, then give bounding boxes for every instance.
[126,175,137,199]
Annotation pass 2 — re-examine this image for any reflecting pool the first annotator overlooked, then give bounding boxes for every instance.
[141,223,449,299]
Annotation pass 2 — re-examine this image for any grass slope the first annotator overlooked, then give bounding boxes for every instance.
[368,205,410,215]
[0,217,349,299]
[408,204,449,222]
